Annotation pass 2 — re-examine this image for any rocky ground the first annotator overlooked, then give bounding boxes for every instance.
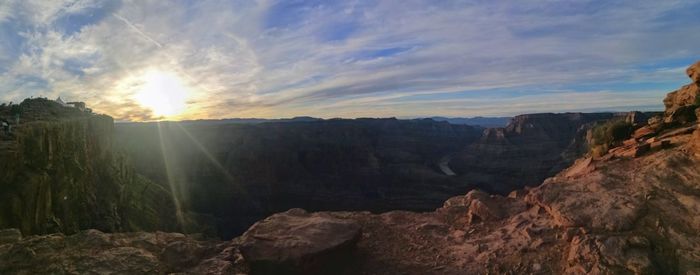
[2,61,700,274]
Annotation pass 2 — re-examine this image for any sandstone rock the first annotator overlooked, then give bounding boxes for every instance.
[665,104,698,125]
[238,209,361,275]
[659,125,698,139]
[415,222,449,235]
[692,129,700,153]
[688,60,700,84]
[161,240,206,269]
[563,157,594,178]
[663,61,700,123]
[507,189,527,199]
[527,174,645,232]
[467,198,503,223]
[74,247,162,274]
[464,190,506,223]
[0,228,22,243]
[567,235,654,274]
[623,138,638,147]
[647,115,663,128]
[650,140,671,150]
[68,229,110,247]
[613,143,650,158]
[440,190,528,226]
[632,125,656,140]
[0,230,239,274]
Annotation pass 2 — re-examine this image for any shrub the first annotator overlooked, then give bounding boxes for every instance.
[608,121,634,142]
[590,144,609,158]
[589,119,634,155]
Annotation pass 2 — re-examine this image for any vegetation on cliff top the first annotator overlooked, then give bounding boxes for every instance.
[589,119,634,157]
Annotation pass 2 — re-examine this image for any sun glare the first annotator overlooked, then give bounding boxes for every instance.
[134,70,190,118]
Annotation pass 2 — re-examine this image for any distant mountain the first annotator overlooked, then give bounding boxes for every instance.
[424,116,512,127]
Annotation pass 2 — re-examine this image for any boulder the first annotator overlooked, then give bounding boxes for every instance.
[616,143,650,158]
[441,190,504,224]
[623,138,638,147]
[632,126,656,140]
[467,196,504,223]
[650,140,671,150]
[663,61,700,123]
[647,116,663,128]
[238,209,361,275]
[665,105,698,125]
[658,125,698,139]
[688,60,700,84]
[160,240,206,269]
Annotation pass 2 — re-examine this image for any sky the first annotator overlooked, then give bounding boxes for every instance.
[0,0,699,121]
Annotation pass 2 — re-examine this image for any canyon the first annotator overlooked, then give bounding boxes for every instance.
[1,61,699,274]
[113,111,617,238]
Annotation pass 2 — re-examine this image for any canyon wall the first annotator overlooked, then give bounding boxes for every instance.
[449,113,617,194]
[115,118,483,237]
[114,114,621,238]
[0,99,179,235]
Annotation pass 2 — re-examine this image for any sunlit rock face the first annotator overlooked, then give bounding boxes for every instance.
[663,61,700,124]
[0,99,178,235]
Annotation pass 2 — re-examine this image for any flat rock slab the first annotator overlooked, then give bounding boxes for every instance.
[239,208,361,275]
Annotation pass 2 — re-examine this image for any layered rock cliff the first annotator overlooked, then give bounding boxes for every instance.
[0,99,178,235]
[449,112,616,194]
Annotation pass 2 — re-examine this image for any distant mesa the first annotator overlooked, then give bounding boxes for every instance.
[426,116,512,128]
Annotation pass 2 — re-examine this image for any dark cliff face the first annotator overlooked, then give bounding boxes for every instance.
[449,113,617,194]
[0,100,178,235]
[115,118,483,238]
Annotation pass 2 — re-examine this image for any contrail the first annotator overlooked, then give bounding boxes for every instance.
[112,13,163,48]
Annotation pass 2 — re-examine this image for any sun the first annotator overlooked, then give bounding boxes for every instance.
[134,70,190,118]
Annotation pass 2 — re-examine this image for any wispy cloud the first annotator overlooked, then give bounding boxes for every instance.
[111,13,163,48]
[1,0,699,121]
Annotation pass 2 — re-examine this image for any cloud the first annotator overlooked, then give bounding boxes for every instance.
[1,0,699,121]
